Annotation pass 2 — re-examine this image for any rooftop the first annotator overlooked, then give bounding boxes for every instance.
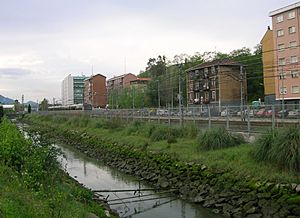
[186,59,241,72]
[269,1,300,17]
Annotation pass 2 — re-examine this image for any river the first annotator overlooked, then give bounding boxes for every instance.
[56,143,222,218]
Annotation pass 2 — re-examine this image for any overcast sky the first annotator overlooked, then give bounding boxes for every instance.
[0,0,296,102]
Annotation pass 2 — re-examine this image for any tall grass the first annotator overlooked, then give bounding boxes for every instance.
[197,127,244,151]
[254,126,300,172]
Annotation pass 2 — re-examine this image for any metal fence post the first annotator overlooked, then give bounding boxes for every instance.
[226,106,229,130]
[208,106,211,129]
[193,107,195,124]
[168,107,171,126]
[272,105,275,130]
[247,105,251,136]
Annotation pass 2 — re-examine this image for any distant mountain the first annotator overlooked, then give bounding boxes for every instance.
[25,101,39,107]
[0,95,14,104]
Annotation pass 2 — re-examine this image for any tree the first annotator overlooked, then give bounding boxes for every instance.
[40,98,49,111]
[0,105,3,121]
[28,104,32,114]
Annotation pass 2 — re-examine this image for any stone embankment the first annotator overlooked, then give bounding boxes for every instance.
[30,125,300,218]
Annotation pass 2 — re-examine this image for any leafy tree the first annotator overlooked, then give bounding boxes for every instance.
[28,104,32,114]
[0,105,3,121]
[40,98,49,111]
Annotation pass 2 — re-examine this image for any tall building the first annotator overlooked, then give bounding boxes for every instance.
[186,59,246,109]
[61,74,88,106]
[84,74,107,108]
[261,27,276,104]
[268,2,300,104]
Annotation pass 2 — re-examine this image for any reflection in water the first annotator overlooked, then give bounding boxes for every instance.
[57,144,221,218]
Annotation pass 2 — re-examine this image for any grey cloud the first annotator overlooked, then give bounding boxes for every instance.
[0,68,32,79]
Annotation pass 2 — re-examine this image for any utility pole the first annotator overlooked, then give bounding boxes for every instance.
[240,65,244,120]
[132,87,135,109]
[158,80,161,108]
[178,65,183,127]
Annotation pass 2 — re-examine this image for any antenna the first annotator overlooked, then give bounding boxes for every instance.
[92,65,94,76]
[124,57,127,74]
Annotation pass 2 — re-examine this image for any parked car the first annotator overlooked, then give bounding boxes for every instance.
[277,109,290,118]
[287,109,300,119]
[255,108,266,117]
[220,109,237,117]
[237,109,255,117]
[156,109,169,116]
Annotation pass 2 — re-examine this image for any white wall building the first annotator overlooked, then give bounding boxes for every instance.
[61,74,88,106]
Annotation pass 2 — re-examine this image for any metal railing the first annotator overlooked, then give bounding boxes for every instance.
[39,104,300,135]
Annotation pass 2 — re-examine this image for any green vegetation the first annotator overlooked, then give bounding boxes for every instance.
[197,127,244,150]
[0,105,3,121]
[0,118,107,217]
[254,127,300,172]
[24,114,300,183]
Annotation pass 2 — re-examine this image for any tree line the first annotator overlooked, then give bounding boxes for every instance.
[109,45,263,109]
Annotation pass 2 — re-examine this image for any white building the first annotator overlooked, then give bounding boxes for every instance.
[61,74,88,106]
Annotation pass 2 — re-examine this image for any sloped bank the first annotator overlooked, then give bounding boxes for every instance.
[26,123,300,218]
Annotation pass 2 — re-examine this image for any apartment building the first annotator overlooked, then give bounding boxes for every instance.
[269,2,300,104]
[84,74,107,108]
[107,73,137,92]
[61,74,88,106]
[261,27,276,104]
[129,77,151,89]
[186,59,246,109]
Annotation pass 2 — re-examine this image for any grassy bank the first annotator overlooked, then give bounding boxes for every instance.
[24,114,300,184]
[0,118,109,218]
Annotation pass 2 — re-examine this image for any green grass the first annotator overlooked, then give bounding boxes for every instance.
[0,118,107,217]
[254,127,300,172]
[24,114,300,183]
[196,127,244,150]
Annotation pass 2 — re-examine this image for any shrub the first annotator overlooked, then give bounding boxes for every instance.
[103,117,124,129]
[126,121,143,135]
[254,127,300,172]
[149,125,181,142]
[197,127,244,150]
[181,123,199,139]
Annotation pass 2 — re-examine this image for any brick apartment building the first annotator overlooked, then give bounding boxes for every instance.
[186,59,246,109]
[267,2,300,104]
[107,73,137,92]
[84,74,107,108]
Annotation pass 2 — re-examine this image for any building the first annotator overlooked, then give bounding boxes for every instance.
[84,74,107,108]
[186,59,246,109]
[129,77,151,89]
[107,73,137,92]
[261,27,276,104]
[61,74,88,106]
[268,2,300,104]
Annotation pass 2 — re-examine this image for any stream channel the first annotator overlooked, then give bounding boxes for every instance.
[56,143,222,218]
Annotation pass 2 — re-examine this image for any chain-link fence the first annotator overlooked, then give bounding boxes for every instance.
[39,104,300,135]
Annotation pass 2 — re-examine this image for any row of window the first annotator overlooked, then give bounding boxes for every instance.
[276,10,296,23]
[278,56,298,65]
[279,86,300,94]
[277,26,296,37]
[280,70,299,79]
[279,70,299,79]
[278,41,297,51]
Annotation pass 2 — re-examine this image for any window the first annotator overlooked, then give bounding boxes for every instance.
[278,58,285,66]
[290,41,297,49]
[277,14,284,23]
[289,26,296,34]
[278,44,285,51]
[291,70,299,78]
[279,72,287,79]
[288,11,296,19]
[292,86,299,94]
[212,91,216,100]
[277,29,284,37]
[280,87,287,95]
[291,56,298,63]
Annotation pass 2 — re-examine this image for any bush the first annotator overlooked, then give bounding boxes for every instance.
[197,127,244,151]
[254,127,300,172]
[103,117,124,129]
[126,121,143,135]
[149,125,181,142]
[181,123,199,139]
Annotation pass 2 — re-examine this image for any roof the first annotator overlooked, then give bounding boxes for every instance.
[269,1,300,17]
[107,73,136,82]
[85,73,106,81]
[186,59,242,72]
[260,28,273,44]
